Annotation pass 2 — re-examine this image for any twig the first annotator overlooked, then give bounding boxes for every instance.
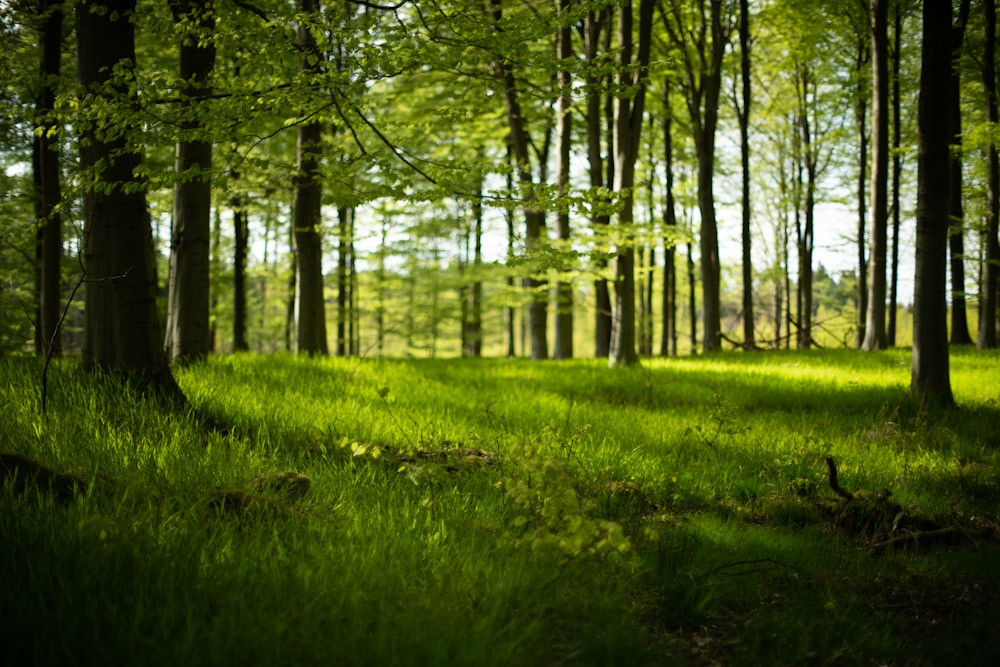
[40,267,132,415]
[825,456,854,501]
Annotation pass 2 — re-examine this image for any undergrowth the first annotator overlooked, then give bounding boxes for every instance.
[2,348,999,666]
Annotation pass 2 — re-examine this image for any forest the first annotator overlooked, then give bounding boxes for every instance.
[2,0,1000,665]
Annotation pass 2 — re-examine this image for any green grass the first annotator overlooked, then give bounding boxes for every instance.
[2,349,999,666]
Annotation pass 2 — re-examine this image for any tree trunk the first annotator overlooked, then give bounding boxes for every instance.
[795,63,815,350]
[660,83,678,357]
[553,0,573,360]
[854,38,870,349]
[492,0,547,360]
[863,0,890,351]
[165,0,215,364]
[232,195,249,352]
[948,0,973,345]
[34,0,63,358]
[336,205,350,356]
[737,0,754,350]
[585,9,613,358]
[664,0,728,353]
[292,0,328,356]
[77,0,180,399]
[469,191,484,357]
[888,5,902,346]
[912,0,955,407]
[980,0,999,349]
[609,0,653,368]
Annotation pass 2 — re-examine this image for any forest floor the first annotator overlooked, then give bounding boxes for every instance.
[2,348,999,666]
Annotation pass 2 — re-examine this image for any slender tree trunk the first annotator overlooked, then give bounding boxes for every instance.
[609,0,653,367]
[232,195,249,351]
[660,82,678,357]
[980,0,999,348]
[34,0,63,358]
[863,0,890,351]
[77,0,180,398]
[492,0,547,360]
[292,0,327,356]
[469,190,484,357]
[584,9,613,358]
[165,0,216,364]
[664,0,728,353]
[553,0,574,359]
[737,0,754,350]
[888,5,902,346]
[854,39,870,349]
[336,206,350,356]
[912,0,955,407]
[795,64,815,349]
[948,0,973,345]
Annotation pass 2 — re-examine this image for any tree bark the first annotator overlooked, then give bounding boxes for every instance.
[232,195,249,352]
[77,0,181,399]
[660,82,678,357]
[737,0,754,350]
[292,0,328,356]
[165,0,216,364]
[948,0,973,345]
[888,5,902,346]
[553,0,574,360]
[584,8,613,358]
[854,37,870,349]
[912,0,955,407]
[980,0,999,349]
[609,0,653,368]
[34,0,63,358]
[862,0,890,351]
[663,0,729,353]
[492,0,547,360]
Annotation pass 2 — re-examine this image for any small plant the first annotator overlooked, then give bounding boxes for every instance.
[502,441,635,567]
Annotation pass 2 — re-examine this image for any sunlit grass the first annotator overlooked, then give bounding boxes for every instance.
[2,348,999,665]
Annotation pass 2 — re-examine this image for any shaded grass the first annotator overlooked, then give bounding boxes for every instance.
[1,348,999,666]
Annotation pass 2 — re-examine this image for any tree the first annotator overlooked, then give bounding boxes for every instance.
[663,0,731,353]
[911,0,955,407]
[862,0,890,351]
[552,0,574,360]
[947,0,973,346]
[33,0,63,358]
[292,0,328,356]
[734,0,753,349]
[77,0,181,398]
[491,0,549,361]
[979,0,999,349]
[609,0,654,367]
[165,0,216,364]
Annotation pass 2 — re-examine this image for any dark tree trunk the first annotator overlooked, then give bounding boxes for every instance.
[737,0,754,350]
[77,0,180,399]
[584,9,613,358]
[863,0,890,351]
[232,196,249,352]
[165,0,216,364]
[854,38,870,349]
[948,0,973,345]
[888,5,902,346]
[664,0,728,353]
[493,0,547,361]
[912,0,955,407]
[660,83,678,357]
[553,0,574,360]
[468,191,484,357]
[609,0,653,367]
[980,0,999,349]
[336,206,350,356]
[34,0,63,358]
[292,0,328,356]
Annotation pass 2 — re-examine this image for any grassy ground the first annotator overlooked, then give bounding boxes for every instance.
[2,348,999,666]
